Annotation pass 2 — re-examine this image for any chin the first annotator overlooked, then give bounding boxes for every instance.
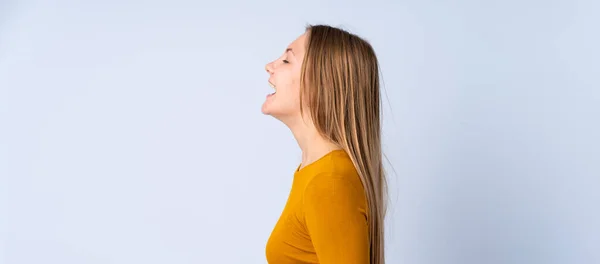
[262,108,284,121]
[262,109,280,117]
[261,109,272,116]
[261,104,277,116]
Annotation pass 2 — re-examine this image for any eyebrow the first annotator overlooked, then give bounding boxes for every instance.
[286,48,294,55]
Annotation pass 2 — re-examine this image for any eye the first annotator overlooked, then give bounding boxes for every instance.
[282,59,290,64]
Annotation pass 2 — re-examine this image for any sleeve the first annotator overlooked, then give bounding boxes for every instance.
[302,172,370,264]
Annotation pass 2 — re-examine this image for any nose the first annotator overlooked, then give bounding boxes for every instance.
[265,62,273,74]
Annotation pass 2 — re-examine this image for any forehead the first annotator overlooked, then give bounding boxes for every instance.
[287,32,307,56]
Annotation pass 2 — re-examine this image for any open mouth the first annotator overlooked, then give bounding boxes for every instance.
[268,81,276,96]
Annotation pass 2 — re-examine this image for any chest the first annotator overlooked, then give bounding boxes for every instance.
[265,187,318,263]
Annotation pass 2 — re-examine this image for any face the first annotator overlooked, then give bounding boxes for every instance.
[261,32,307,122]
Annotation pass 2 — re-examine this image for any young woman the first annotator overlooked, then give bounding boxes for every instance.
[262,24,386,264]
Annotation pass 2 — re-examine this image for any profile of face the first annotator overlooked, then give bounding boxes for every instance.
[261,33,308,122]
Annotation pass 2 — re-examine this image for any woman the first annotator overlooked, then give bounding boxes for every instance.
[262,24,386,264]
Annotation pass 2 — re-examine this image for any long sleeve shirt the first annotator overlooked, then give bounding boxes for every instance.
[265,149,369,264]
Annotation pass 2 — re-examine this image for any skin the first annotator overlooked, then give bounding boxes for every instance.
[262,32,341,169]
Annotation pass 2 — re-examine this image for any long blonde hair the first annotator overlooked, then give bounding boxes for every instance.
[299,24,387,264]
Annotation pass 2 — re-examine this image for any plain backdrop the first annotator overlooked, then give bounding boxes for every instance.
[1,0,599,263]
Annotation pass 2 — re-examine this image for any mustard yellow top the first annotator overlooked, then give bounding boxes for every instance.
[265,149,369,264]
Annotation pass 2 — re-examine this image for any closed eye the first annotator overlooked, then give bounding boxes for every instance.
[282,59,290,64]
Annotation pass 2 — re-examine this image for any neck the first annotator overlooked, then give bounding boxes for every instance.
[286,115,341,169]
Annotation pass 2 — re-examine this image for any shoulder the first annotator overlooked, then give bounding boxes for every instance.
[302,171,366,205]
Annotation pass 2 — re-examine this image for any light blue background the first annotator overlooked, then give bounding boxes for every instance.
[1,0,598,263]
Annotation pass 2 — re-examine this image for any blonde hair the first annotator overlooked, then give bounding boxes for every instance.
[299,24,387,264]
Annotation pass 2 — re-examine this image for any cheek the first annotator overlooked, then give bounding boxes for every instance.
[280,69,297,86]
[285,68,302,93]
[292,66,303,85]
[279,63,301,82]
[291,69,303,101]
[275,67,302,101]
[278,87,299,104]
[278,72,299,93]
[274,85,300,109]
